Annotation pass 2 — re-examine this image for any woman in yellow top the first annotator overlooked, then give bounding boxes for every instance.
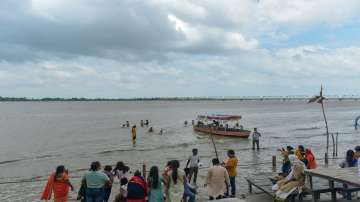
[295,145,308,166]
[131,125,137,141]
[225,150,238,197]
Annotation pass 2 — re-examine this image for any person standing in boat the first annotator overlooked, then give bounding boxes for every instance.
[140,120,144,127]
[126,121,130,127]
[251,128,261,151]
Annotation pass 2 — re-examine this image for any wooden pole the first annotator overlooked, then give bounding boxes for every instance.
[335,133,339,157]
[325,152,329,165]
[210,132,219,160]
[272,155,276,170]
[142,163,146,179]
[331,132,335,157]
[321,101,330,156]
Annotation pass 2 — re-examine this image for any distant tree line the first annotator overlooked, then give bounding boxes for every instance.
[0,96,359,102]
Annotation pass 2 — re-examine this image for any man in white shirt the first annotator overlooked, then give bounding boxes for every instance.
[252,128,261,151]
[186,148,200,184]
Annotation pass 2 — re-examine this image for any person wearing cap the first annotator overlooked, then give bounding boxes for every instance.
[251,128,261,151]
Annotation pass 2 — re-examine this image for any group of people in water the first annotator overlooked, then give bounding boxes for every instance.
[122,120,150,128]
[40,148,240,202]
[123,120,164,144]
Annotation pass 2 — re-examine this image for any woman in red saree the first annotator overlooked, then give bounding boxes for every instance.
[41,165,74,202]
[305,149,317,169]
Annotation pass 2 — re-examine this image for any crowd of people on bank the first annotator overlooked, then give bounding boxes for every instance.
[41,149,240,202]
[40,114,360,202]
[271,145,360,200]
[272,145,317,199]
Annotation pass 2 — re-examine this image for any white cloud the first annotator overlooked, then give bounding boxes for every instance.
[1,0,360,97]
[224,32,258,50]
[168,14,259,51]
[151,0,207,19]
[259,0,360,26]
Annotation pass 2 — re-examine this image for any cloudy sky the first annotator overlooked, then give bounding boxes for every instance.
[1,0,360,98]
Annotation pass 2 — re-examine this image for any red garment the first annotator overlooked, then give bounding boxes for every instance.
[305,149,317,169]
[41,172,70,201]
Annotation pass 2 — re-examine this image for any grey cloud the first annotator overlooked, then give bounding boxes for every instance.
[0,0,261,63]
[0,0,181,62]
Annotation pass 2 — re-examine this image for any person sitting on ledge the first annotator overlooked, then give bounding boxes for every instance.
[340,149,357,168]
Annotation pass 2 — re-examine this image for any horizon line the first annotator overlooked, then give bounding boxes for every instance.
[1,95,360,101]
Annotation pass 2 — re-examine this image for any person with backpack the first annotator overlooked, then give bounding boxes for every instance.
[127,170,147,202]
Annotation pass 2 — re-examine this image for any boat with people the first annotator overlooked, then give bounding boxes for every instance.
[193,114,251,138]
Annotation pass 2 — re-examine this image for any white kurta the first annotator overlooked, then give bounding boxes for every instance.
[206,165,230,198]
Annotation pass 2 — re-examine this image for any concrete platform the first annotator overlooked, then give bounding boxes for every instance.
[242,193,360,202]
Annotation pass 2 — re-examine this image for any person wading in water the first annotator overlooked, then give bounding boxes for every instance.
[251,128,261,151]
[131,125,137,145]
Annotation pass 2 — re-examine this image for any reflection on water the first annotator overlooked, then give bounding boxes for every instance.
[0,100,360,201]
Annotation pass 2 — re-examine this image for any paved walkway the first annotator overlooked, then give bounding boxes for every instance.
[242,193,360,202]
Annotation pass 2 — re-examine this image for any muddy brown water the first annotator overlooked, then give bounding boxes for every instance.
[0,100,359,201]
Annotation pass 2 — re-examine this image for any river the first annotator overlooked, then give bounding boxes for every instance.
[0,100,359,201]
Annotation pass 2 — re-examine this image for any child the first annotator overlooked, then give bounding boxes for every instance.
[114,178,128,202]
